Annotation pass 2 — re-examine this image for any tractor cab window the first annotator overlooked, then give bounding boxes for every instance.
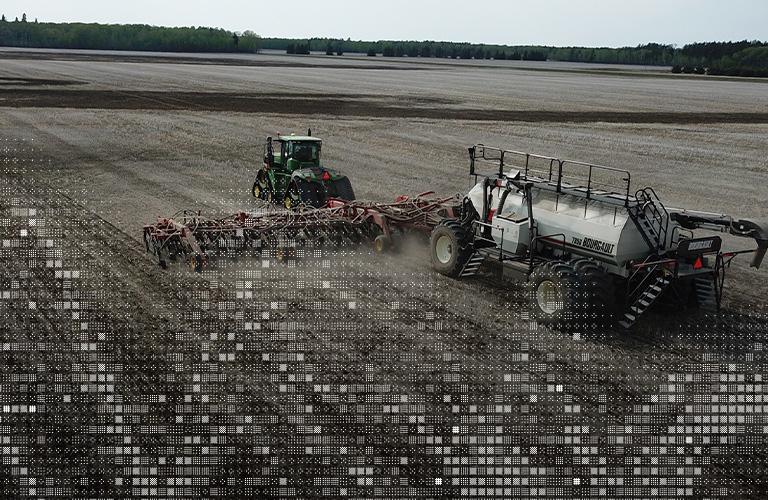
[291,142,320,162]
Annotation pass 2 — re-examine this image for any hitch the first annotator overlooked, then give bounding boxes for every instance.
[731,219,768,268]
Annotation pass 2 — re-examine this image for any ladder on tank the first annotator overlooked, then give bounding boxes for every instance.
[460,253,486,277]
[694,275,719,313]
[619,188,677,327]
[619,273,672,328]
[628,187,669,255]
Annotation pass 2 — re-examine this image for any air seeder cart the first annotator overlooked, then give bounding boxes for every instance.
[429,145,768,328]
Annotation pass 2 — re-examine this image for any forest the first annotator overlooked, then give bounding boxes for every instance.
[274,38,768,77]
[1,15,766,77]
[0,15,260,53]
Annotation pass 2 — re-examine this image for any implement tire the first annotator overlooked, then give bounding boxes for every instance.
[571,258,617,327]
[374,234,391,253]
[429,220,473,278]
[528,261,586,328]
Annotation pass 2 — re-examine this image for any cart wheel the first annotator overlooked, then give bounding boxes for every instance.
[391,232,404,252]
[374,235,391,253]
[143,230,151,252]
[570,258,617,326]
[429,220,472,277]
[528,261,585,328]
[189,253,203,272]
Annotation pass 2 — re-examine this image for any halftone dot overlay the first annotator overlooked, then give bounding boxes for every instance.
[2,138,767,498]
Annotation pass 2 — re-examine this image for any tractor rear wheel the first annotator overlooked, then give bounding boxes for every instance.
[429,220,473,278]
[528,261,586,328]
[333,177,356,201]
[287,179,320,209]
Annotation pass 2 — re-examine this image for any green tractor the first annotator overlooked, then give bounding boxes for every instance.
[252,131,355,209]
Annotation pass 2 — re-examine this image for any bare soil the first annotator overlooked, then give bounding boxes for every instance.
[1,49,767,498]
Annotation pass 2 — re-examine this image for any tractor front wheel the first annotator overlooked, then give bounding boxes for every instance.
[429,220,473,278]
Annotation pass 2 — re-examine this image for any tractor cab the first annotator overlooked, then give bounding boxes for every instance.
[265,135,322,172]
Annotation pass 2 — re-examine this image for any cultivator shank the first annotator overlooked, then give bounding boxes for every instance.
[143,193,460,270]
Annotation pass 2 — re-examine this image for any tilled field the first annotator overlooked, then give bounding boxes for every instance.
[1,49,768,498]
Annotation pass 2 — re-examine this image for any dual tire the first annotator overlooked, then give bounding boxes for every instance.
[428,217,618,329]
[374,232,404,253]
[528,261,585,327]
[528,258,617,328]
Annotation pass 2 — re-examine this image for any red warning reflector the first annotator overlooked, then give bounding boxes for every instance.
[323,172,331,180]
[693,257,704,269]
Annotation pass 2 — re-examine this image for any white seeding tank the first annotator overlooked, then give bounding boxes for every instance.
[429,144,768,328]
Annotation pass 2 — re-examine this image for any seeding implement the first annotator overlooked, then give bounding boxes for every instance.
[429,144,768,328]
[142,193,460,271]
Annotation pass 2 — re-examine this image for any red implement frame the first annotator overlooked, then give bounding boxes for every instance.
[142,192,460,270]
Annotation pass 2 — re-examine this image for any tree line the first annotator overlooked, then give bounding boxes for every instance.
[682,42,768,77]
[268,38,768,77]
[1,16,765,77]
[0,16,261,53]
[271,38,548,61]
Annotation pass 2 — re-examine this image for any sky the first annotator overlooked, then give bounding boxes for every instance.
[2,0,766,48]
